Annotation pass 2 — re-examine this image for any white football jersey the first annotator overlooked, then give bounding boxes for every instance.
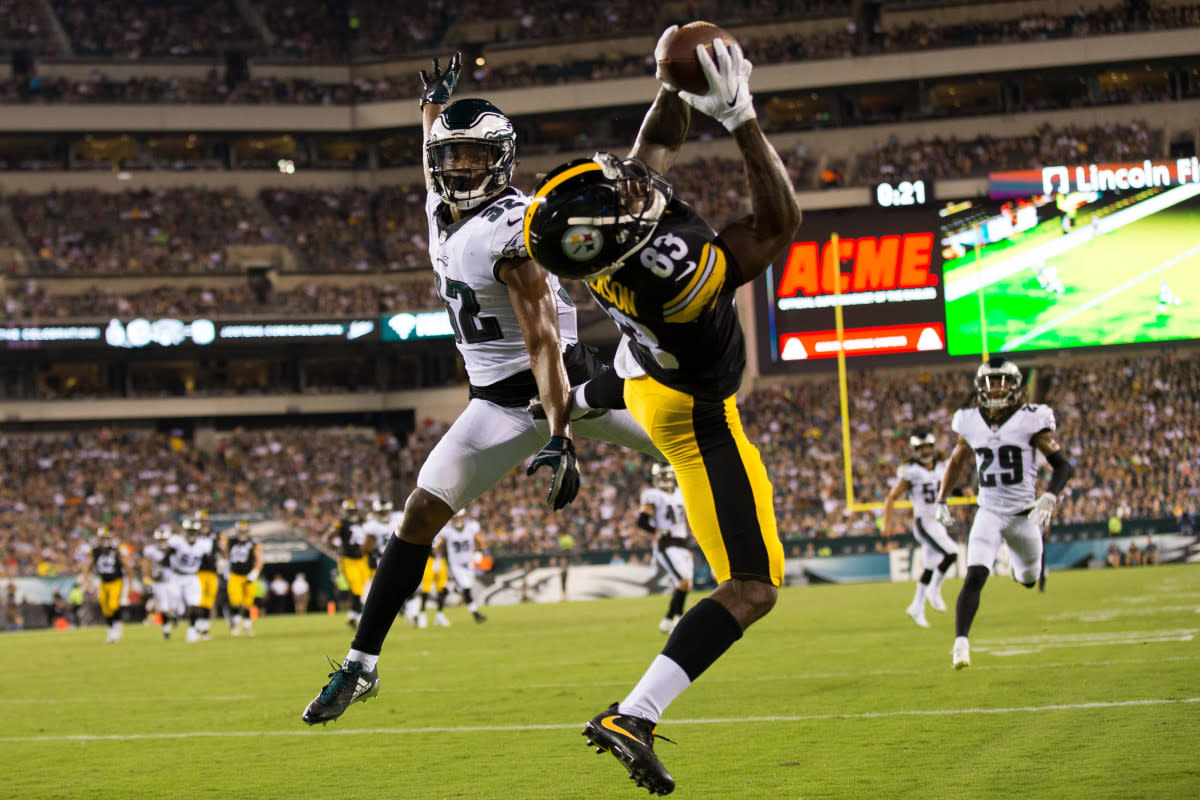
[440,518,481,573]
[142,543,169,580]
[167,534,213,575]
[360,517,394,547]
[425,188,578,386]
[952,403,1056,514]
[897,459,947,521]
[640,486,689,540]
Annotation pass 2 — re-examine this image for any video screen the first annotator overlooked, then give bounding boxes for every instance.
[942,181,1200,356]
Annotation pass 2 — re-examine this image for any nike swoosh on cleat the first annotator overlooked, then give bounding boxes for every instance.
[599,716,643,744]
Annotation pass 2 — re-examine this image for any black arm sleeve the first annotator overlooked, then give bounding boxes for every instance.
[636,512,656,533]
[1046,450,1074,495]
[581,367,627,410]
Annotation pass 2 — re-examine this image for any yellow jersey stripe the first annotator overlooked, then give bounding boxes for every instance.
[522,161,603,255]
[664,243,726,323]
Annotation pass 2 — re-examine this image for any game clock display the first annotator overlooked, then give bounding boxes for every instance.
[875,179,928,208]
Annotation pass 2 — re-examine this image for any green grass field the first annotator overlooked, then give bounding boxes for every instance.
[944,201,1200,356]
[5,565,1199,800]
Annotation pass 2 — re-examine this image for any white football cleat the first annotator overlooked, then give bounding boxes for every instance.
[928,591,947,612]
[434,612,450,627]
[658,617,675,634]
[906,604,931,628]
[416,612,428,629]
[952,639,971,670]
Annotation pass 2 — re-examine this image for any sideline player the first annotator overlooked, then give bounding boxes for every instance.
[81,526,131,643]
[935,357,1074,669]
[882,427,959,628]
[523,29,800,794]
[225,520,263,637]
[639,464,693,634]
[191,512,220,636]
[360,499,400,603]
[302,53,661,727]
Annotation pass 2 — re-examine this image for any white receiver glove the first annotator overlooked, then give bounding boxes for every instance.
[654,25,679,91]
[678,38,756,132]
[934,501,953,527]
[1029,492,1057,529]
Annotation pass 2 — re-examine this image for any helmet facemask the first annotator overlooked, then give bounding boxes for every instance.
[652,463,677,492]
[909,430,936,465]
[975,358,1023,411]
[426,99,516,211]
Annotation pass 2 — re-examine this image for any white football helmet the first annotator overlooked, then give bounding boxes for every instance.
[426,98,516,211]
[975,357,1023,411]
[652,463,677,492]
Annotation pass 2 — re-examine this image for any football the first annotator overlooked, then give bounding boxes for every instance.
[657,21,738,95]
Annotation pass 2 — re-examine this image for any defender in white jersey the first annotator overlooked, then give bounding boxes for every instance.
[141,525,180,640]
[935,357,1073,669]
[168,524,216,643]
[303,54,660,726]
[883,427,959,628]
[360,500,400,603]
[440,510,487,623]
[639,464,693,633]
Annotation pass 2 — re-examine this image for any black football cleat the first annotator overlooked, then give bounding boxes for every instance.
[301,657,380,725]
[472,611,488,623]
[583,702,675,795]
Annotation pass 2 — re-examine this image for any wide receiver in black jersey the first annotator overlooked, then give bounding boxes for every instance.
[524,28,801,796]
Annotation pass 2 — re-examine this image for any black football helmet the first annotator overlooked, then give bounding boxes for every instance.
[523,152,671,281]
[909,426,937,465]
[426,98,516,211]
[975,356,1024,411]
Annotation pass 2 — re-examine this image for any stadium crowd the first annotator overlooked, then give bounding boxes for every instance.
[2,352,1196,580]
[0,119,1159,300]
[1,3,1197,103]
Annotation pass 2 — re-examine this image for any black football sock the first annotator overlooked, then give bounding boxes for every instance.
[955,566,989,638]
[351,537,432,655]
[437,589,447,611]
[667,588,687,618]
[919,568,934,586]
[661,597,743,681]
[581,368,627,410]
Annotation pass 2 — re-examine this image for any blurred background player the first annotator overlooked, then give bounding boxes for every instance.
[327,499,372,628]
[440,510,487,624]
[935,357,1074,670]
[190,511,221,636]
[360,499,401,603]
[81,526,131,643]
[141,525,178,640]
[224,519,263,637]
[639,464,693,634]
[882,427,959,628]
[405,534,450,628]
[170,516,216,643]
[1033,262,1065,296]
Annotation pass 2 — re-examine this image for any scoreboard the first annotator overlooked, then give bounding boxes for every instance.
[754,158,1200,373]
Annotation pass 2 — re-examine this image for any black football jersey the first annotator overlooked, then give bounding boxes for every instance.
[228,537,258,575]
[586,199,745,401]
[92,545,124,581]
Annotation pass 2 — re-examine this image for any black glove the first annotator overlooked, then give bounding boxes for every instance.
[419,52,461,108]
[526,436,580,510]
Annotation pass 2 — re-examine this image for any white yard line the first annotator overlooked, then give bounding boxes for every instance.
[2,697,1197,743]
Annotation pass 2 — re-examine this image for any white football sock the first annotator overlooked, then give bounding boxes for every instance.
[619,655,691,724]
[346,649,379,672]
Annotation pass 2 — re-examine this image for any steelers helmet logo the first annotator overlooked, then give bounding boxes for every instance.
[562,225,603,262]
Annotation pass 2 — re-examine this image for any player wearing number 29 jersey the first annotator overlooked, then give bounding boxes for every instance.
[937,357,1073,670]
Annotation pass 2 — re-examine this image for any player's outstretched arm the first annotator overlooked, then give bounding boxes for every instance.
[419,52,461,189]
[669,38,800,285]
[1031,430,1073,527]
[935,435,974,524]
[627,27,692,174]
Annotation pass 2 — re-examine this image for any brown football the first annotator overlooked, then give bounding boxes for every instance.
[657,21,738,95]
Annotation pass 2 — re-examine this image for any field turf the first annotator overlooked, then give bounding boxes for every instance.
[4,564,1198,799]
